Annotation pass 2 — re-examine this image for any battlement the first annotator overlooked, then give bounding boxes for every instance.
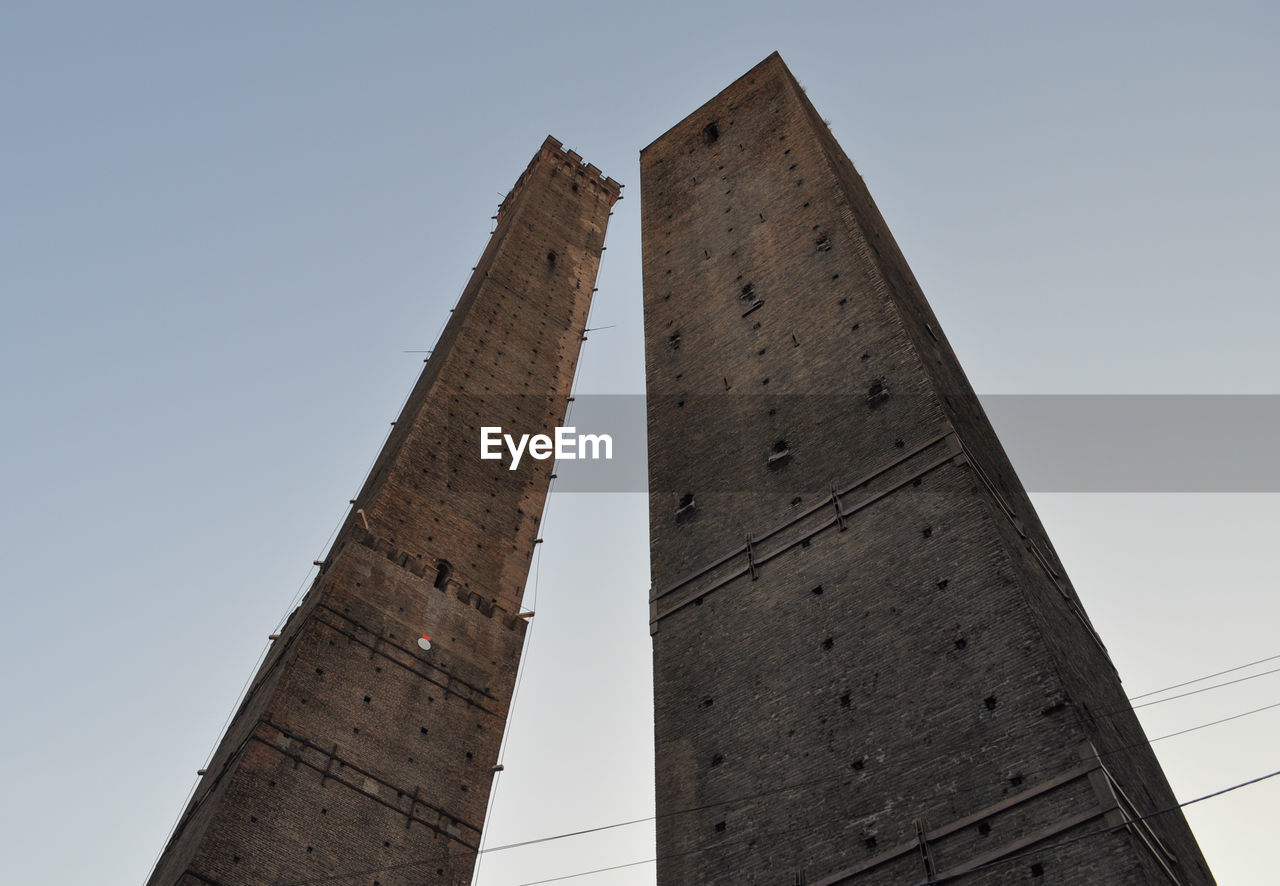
[496,135,623,223]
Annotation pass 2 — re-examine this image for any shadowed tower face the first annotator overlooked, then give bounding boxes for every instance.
[148,137,619,886]
[641,54,1213,884]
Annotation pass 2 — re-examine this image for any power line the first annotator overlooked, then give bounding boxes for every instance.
[279,769,865,884]
[519,857,653,885]
[929,767,1280,883]
[514,817,849,886]
[479,770,845,856]
[1128,649,1280,701]
[1130,664,1280,711]
[268,628,1280,885]
[281,651,1280,882]
[515,768,1280,886]
[483,692,1280,867]
[275,695,1280,886]
[1148,698,1280,743]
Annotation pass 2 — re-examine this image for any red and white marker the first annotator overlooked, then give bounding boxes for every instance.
[417,634,432,651]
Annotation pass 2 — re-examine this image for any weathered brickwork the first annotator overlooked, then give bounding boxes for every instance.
[642,54,1213,884]
[148,137,620,886]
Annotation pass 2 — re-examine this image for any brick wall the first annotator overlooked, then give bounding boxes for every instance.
[147,137,620,886]
[642,53,1212,885]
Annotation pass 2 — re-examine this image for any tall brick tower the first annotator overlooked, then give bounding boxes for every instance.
[642,54,1213,884]
[148,137,620,886]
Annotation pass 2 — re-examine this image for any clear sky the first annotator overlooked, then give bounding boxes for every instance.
[1,2,1277,884]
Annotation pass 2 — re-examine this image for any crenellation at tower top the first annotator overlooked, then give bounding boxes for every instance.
[496,135,622,225]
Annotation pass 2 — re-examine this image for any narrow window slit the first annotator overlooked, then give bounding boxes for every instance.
[768,439,792,469]
[675,493,697,522]
[434,560,452,590]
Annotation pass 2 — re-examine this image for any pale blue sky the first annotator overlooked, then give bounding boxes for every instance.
[1,2,1277,884]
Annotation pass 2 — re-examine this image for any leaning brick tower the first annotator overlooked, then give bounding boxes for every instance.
[642,54,1213,884]
[148,136,620,886]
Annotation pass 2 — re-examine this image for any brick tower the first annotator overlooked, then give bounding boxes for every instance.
[642,54,1213,884]
[148,137,620,886]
